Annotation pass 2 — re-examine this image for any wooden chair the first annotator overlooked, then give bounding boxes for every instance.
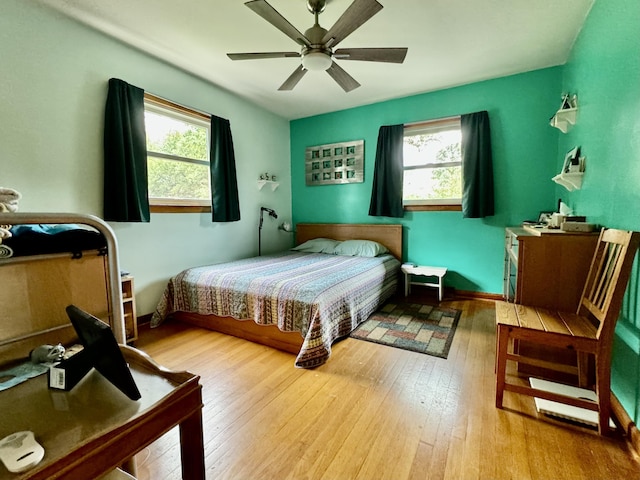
[495,228,640,435]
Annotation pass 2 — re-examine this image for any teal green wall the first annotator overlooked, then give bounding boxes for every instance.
[558,0,640,422]
[292,0,640,425]
[291,68,562,294]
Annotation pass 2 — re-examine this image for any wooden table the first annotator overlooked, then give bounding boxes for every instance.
[0,346,204,480]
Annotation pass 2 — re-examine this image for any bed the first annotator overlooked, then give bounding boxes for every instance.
[151,223,402,368]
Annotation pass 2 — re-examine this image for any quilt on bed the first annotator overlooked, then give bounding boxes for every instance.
[151,251,400,368]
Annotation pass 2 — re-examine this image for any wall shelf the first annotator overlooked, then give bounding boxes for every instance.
[550,94,578,133]
[257,180,279,191]
[552,172,583,191]
[550,107,578,133]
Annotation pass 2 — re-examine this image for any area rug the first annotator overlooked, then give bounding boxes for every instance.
[350,300,461,359]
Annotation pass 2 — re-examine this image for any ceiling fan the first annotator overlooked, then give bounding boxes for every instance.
[227,0,408,92]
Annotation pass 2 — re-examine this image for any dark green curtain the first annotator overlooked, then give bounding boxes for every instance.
[103,78,150,222]
[461,111,494,218]
[210,115,240,222]
[368,124,404,218]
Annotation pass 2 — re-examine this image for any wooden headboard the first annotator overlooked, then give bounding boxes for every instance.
[296,223,403,261]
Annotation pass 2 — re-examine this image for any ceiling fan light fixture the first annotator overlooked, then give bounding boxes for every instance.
[230,0,407,91]
[302,51,332,71]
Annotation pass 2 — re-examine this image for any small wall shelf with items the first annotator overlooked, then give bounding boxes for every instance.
[257,172,279,191]
[257,180,279,191]
[553,145,585,191]
[121,275,138,343]
[552,172,584,191]
[549,93,578,133]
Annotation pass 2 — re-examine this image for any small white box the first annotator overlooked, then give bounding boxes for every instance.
[529,378,614,428]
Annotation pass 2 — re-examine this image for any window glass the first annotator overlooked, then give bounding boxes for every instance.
[144,99,211,206]
[403,118,462,206]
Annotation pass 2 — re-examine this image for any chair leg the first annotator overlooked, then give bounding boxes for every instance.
[494,323,499,374]
[595,353,612,435]
[577,351,590,388]
[495,325,510,408]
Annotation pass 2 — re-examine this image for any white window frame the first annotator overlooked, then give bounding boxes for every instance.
[403,116,462,209]
[143,94,212,212]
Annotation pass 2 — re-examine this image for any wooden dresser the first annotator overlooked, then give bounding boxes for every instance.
[504,226,599,311]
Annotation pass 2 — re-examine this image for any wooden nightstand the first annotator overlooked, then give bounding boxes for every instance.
[120,275,138,343]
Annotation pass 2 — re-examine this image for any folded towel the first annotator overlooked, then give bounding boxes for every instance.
[0,203,11,245]
[0,187,21,202]
[0,244,13,258]
[0,188,20,243]
[0,188,21,212]
[0,202,18,212]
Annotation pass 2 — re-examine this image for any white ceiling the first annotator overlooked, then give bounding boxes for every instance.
[35,0,594,120]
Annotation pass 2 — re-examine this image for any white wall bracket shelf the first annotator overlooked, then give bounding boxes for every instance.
[550,94,578,133]
[550,108,578,133]
[257,180,279,191]
[552,172,583,191]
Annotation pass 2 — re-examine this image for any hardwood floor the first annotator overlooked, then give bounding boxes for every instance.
[132,298,640,479]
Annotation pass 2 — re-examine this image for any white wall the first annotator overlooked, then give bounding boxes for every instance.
[1,0,293,314]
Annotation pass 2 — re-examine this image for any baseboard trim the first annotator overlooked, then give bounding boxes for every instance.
[612,393,640,456]
[138,313,153,326]
[454,289,503,301]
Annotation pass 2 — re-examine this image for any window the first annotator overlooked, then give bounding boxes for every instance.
[403,117,462,210]
[144,94,211,212]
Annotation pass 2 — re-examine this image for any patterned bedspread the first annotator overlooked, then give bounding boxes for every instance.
[151,251,400,368]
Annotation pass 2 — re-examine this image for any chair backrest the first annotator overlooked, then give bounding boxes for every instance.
[578,228,640,341]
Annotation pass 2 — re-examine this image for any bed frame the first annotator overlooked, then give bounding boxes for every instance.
[295,223,402,261]
[172,223,403,355]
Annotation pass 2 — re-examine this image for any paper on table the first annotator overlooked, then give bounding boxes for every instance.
[0,362,48,391]
[559,201,572,215]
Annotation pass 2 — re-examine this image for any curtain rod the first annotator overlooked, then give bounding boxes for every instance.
[404,114,460,128]
[144,92,211,121]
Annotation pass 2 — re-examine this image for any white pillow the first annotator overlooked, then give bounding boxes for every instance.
[333,239,389,257]
[292,238,340,254]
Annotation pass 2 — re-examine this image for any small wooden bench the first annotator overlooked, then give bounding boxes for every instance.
[401,264,447,301]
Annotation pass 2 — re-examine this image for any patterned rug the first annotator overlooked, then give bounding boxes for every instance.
[350,300,461,359]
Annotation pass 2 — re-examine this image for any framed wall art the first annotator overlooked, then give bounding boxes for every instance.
[305,140,364,185]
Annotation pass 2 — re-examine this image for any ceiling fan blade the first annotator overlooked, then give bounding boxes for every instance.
[245,0,310,47]
[333,47,407,64]
[326,62,360,92]
[321,0,383,48]
[227,52,301,60]
[278,65,308,91]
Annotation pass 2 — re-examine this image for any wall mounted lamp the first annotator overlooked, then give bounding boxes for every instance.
[258,207,277,256]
